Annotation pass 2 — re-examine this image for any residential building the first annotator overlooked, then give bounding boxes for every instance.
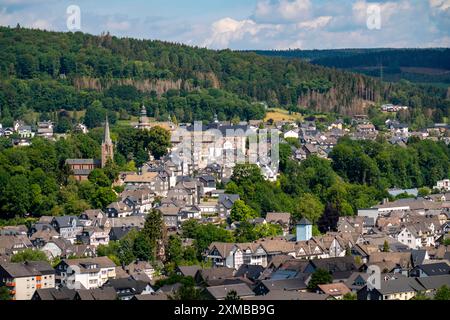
[0,261,55,300]
[55,257,116,290]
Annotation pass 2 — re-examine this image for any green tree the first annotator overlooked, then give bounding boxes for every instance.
[90,187,117,209]
[343,293,357,300]
[142,209,164,261]
[167,235,184,265]
[84,100,106,129]
[0,286,10,301]
[88,169,111,187]
[383,240,390,252]
[418,187,431,197]
[230,200,258,222]
[170,284,203,300]
[225,290,242,300]
[11,249,48,263]
[294,193,324,224]
[307,268,332,291]
[412,292,430,300]
[434,285,450,300]
[133,232,153,262]
[147,126,171,159]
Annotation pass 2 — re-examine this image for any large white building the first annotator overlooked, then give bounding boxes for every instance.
[434,179,450,192]
[56,257,116,290]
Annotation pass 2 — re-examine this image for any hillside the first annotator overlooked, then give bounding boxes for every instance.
[0,26,448,125]
[253,48,450,87]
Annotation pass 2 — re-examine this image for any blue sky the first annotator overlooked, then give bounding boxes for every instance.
[0,0,449,49]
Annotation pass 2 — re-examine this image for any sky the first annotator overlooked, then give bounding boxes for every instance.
[0,0,449,50]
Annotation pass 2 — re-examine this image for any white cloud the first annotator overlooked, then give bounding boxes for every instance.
[0,6,52,29]
[203,17,268,49]
[429,0,450,10]
[296,16,332,30]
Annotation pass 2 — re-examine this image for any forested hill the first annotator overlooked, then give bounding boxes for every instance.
[253,48,450,87]
[0,26,448,124]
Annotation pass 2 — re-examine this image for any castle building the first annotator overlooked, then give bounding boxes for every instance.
[66,117,114,181]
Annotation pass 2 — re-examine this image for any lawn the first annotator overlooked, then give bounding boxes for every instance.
[264,108,303,122]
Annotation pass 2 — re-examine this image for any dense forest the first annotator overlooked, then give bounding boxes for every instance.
[0,26,448,126]
[254,48,450,87]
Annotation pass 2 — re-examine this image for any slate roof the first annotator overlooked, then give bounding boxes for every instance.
[206,283,255,300]
[218,194,240,209]
[375,277,425,295]
[415,263,450,276]
[260,278,308,291]
[176,265,202,278]
[298,217,312,225]
[415,274,450,290]
[66,159,100,165]
[133,292,169,300]
[309,256,359,273]
[105,278,152,295]
[235,264,265,281]
[34,288,77,300]
[75,287,117,300]
[0,261,54,277]
[52,216,81,228]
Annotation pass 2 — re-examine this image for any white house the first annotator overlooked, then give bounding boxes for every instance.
[284,130,299,139]
[434,179,450,192]
[56,257,116,290]
[397,227,422,249]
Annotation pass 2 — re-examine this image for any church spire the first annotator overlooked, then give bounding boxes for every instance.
[103,115,112,145]
[101,116,114,168]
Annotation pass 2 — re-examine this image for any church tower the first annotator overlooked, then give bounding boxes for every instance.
[101,116,114,168]
[138,104,149,130]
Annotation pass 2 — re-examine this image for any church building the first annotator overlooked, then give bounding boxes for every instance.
[66,117,114,181]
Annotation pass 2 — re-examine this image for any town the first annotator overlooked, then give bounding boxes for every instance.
[1,104,449,301]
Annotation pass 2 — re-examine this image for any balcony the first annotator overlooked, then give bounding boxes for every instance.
[5,282,15,287]
[10,290,16,295]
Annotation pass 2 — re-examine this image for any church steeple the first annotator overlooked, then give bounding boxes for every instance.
[101,116,114,168]
[103,115,112,144]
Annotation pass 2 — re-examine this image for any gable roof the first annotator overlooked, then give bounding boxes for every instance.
[176,265,202,278]
[235,264,265,281]
[206,283,255,300]
[375,277,425,295]
[0,261,54,278]
[260,278,308,291]
[309,256,359,273]
[415,263,450,276]
[197,267,235,284]
[318,283,351,297]
[34,288,77,300]
[105,278,152,295]
[75,287,117,300]
[265,212,291,225]
[415,274,450,290]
